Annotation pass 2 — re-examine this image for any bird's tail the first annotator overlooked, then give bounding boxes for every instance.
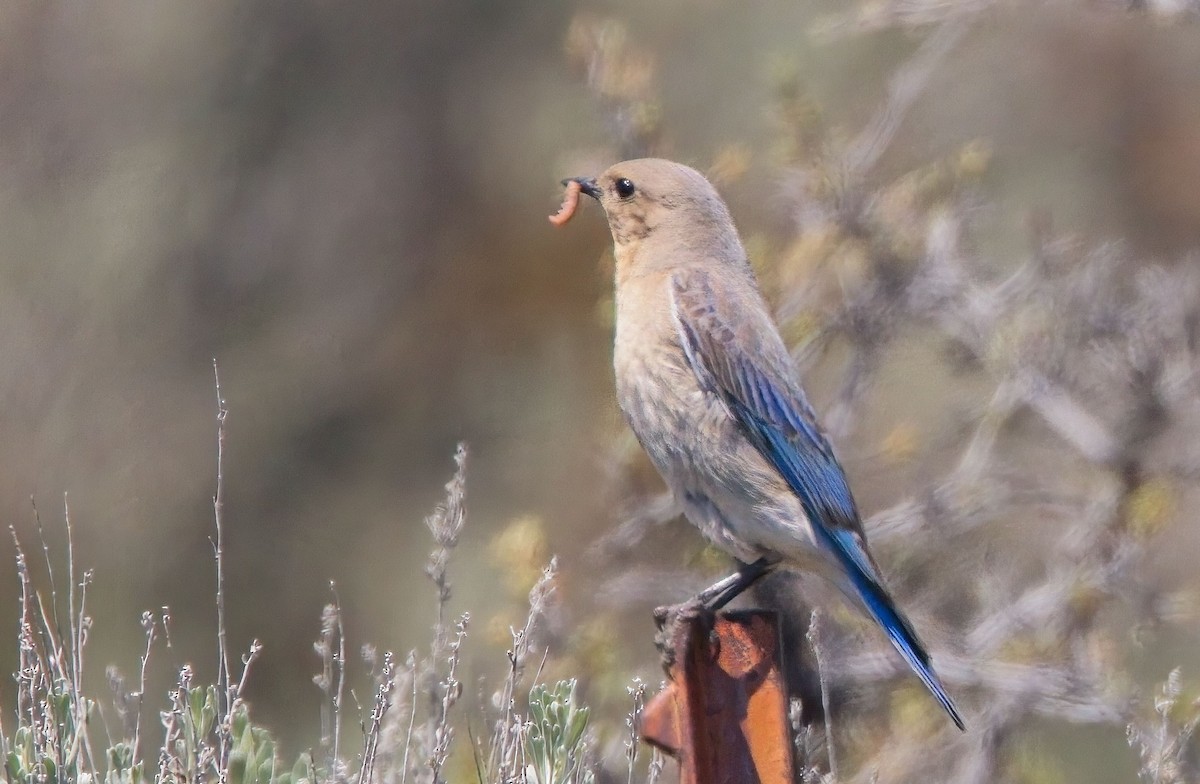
[819,529,966,731]
[851,566,965,730]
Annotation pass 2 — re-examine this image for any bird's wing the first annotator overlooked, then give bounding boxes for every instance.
[668,270,964,730]
[668,270,863,538]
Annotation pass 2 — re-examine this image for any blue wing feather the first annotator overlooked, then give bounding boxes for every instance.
[671,273,965,731]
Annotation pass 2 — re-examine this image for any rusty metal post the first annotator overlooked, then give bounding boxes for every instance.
[640,610,794,783]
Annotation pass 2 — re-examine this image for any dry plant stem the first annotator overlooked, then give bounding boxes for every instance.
[65,496,83,709]
[492,642,523,778]
[400,652,419,784]
[9,513,100,777]
[161,605,173,648]
[624,678,646,784]
[0,683,6,763]
[426,443,467,661]
[646,748,664,784]
[359,650,396,784]
[490,558,557,781]
[159,664,201,781]
[30,500,62,669]
[1127,669,1200,783]
[236,638,264,698]
[34,592,64,768]
[315,605,335,760]
[789,698,826,784]
[11,530,35,754]
[333,584,346,765]
[66,503,100,781]
[211,358,234,769]
[430,614,469,783]
[807,610,837,781]
[416,445,468,782]
[315,588,347,768]
[13,528,55,773]
[71,569,91,739]
[30,496,96,779]
[466,719,486,784]
[133,610,157,764]
[842,17,968,182]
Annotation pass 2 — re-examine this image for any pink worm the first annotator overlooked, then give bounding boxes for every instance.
[548,180,582,226]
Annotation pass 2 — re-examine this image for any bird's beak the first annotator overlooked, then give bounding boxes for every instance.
[562,176,601,200]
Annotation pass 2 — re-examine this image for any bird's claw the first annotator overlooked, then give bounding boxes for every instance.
[653,597,715,673]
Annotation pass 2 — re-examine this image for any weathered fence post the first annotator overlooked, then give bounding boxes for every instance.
[640,610,795,783]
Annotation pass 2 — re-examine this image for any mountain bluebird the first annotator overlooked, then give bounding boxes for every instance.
[554,158,964,730]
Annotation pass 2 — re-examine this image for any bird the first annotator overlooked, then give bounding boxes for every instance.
[552,157,965,730]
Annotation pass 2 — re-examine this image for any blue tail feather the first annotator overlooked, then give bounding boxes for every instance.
[853,568,966,731]
[823,530,966,731]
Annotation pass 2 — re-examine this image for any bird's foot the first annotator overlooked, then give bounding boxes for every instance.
[653,597,715,674]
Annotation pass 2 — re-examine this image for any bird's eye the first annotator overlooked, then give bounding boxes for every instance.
[614,177,636,199]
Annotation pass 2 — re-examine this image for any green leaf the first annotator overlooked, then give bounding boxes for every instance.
[201,686,219,734]
[228,751,249,784]
[291,755,312,784]
[7,751,25,780]
[232,702,251,741]
[524,680,593,784]
[108,741,134,771]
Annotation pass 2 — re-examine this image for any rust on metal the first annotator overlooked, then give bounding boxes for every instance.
[640,611,794,784]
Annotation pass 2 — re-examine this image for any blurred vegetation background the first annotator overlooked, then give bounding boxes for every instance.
[4,0,1200,780]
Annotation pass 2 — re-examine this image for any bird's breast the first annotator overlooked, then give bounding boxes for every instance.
[613,327,749,489]
[614,336,704,459]
[612,276,736,473]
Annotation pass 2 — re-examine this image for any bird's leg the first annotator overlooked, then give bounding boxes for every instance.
[653,558,775,671]
[695,557,775,611]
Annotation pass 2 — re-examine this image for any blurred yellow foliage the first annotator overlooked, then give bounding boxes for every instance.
[956,139,993,180]
[986,307,1052,375]
[708,143,752,186]
[1011,742,1069,784]
[570,616,620,684]
[780,224,841,279]
[781,310,822,350]
[881,422,921,464]
[688,543,731,574]
[999,630,1063,664]
[768,59,825,163]
[888,682,941,739]
[484,612,515,647]
[489,514,550,596]
[1126,477,1176,538]
[1067,581,1105,620]
[565,17,654,100]
[564,14,661,148]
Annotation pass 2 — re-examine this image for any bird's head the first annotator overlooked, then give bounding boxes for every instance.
[564,158,743,272]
